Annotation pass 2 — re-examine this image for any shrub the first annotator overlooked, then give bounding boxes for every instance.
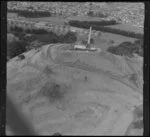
[107,46,117,54]
[107,40,143,57]
[90,38,94,44]
[7,40,27,59]
[97,12,108,18]
[7,33,19,44]
[36,33,58,44]
[17,54,25,60]
[10,26,24,33]
[25,28,49,34]
[60,31,77,43]
[82,40,87,45]
[133,120,143,129]
[87,11,94,16]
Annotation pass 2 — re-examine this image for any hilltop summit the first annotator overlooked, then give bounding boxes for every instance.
[7,43,143,135]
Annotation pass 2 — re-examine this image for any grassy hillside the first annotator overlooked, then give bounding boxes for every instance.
[7,44,143,135]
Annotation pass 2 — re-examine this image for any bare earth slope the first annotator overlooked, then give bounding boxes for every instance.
[7,44,143,135]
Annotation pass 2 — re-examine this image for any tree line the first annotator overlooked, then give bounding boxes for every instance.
[8,9,52,18]
[68,20,143,39]
[69,20,119,26]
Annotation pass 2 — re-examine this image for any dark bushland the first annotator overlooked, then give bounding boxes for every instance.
[107,39,143,57]
[7,40,27,59]
[8,26,77,60]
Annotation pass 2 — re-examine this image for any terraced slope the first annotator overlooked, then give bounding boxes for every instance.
[7,44,143,135]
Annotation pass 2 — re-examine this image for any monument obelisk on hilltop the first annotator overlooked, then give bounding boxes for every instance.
[87,26,92,49]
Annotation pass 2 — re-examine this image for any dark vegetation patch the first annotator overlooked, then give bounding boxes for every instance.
[107,39,143,57]
[68,20,143,39]
[39,81,69,103]
[17,54,25,61]
[87,11,108,18]
[134,105,143,119]
[81,38,94,45]
[7,40,27,60]
[133,120,143,129]
[8,9,52,18]
[130,105,143,130]
[69,20,119,26]
[7,26,77,60]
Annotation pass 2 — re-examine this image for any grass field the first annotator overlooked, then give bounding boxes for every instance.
[7,13,18,18]
[7,12,138,52]
[106,23,143,34]
[7,13,108,25]
[77,31,137,51]
[7,12,66,25]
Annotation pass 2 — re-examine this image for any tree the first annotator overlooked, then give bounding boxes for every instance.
[87,11,94,16]
[90,38,94,44]
[82,40,87,45]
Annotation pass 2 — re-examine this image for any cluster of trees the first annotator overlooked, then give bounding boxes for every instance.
[96,12,108,18]
[10,26,49,34]
[87,11,108,18]
[107,39,143,57]
[10,26,77,43]
[7,26,77,60]
[81,38,94,45]
[7,40,27,60]
[68,20,143,39]
[8,9,51,18]
[35,31,77,44]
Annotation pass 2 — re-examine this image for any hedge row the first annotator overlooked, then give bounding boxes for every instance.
[69,20,119,26]
[8,9,51,18]
[68,20,143,39]
[10,26,49,34]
